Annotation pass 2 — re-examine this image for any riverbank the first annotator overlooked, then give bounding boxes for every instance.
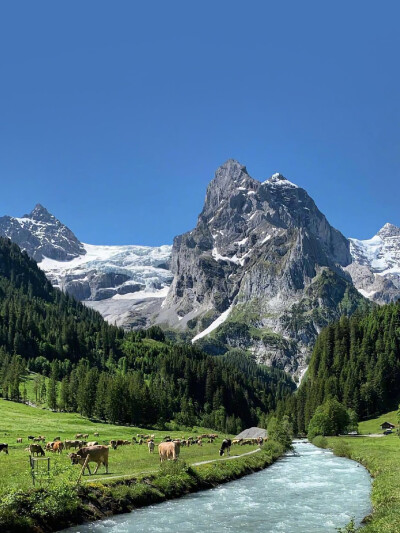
[322,434,399,532]
[0,440,286,533]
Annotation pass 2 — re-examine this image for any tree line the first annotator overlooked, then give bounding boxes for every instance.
[0,237,295,432]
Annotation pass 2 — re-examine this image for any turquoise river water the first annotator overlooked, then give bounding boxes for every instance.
[65,440,372,533]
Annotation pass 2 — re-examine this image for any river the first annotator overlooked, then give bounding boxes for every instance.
[65,440,372,532]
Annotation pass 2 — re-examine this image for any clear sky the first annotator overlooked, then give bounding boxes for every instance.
[0,1,399,246]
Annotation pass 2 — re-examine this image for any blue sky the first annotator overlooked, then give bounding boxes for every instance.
[0,1,399,245]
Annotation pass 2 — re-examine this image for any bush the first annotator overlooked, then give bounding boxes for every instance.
[312,435,328,448]
[332,440,351,458]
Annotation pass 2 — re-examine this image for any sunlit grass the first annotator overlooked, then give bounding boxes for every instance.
[0,399,256,495]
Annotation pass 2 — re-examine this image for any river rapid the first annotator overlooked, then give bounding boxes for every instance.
[65,440,372,533]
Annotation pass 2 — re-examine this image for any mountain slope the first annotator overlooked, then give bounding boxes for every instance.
[0,236,295,431]
[288,301,400,434]
[156,160,367,376]
[0,206,173,327]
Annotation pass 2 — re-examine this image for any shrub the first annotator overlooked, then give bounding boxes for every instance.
[332,440,351,458]
[312,435,328,448]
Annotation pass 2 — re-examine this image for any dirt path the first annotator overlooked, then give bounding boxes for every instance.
[84,448,262,484]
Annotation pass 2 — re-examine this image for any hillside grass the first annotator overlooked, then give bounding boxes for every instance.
[322,412,400,532]
[0,399,257,496]
[358,410,397,434]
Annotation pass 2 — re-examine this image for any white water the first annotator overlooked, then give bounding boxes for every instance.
[65,441,371,532]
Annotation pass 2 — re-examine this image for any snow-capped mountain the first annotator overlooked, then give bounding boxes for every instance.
[0,205,173,327]
[0,204,85,261]
[346,223,400,303]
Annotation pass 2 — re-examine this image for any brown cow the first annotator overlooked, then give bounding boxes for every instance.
[69,445,109,475]
[29,444,45,456]
[64,439,81,450]
[52,441,64,454]
[110,439,125,449]
[158,441,179,462]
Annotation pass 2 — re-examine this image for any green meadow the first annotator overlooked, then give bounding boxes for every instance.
[324,412,400,532]
[0,399,257,496]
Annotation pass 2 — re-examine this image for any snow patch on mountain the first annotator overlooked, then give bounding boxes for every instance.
[347,222,400,304]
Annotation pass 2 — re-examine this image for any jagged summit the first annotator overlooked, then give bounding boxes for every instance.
[0,204,85,261]
[24,203,54,222]
[264,173,298,188]
[377,222,400,238]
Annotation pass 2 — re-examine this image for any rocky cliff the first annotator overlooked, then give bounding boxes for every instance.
[157,160,367,376]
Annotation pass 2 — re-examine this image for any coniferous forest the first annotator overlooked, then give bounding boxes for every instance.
[281,302,400,434]
[0,237,295,432]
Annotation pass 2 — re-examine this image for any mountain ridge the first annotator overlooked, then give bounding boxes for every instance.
[1,160,399,377]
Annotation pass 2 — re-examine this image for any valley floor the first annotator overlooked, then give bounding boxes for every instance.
[0,400,283,533]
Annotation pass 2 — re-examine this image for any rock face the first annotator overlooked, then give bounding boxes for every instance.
[0,204,85,261]
[157,160,366,376]
[346,223,400,303]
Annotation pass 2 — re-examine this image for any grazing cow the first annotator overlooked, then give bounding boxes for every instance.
[109,439,124,449]
[87,441,98,447]
[197,438,203,446]
[158,441,178,462]
[148,440,155,453]
[46,442,55,451]
[82,434,89,439]
[16,438,22,443]
[75,433,83,439]
[29,444,45,456]
[0,444,9,454]
[52,441,64,454]
[27,435,35,441]
[69,445,109,475]
[219,439,232,457]
[64,439,81,450]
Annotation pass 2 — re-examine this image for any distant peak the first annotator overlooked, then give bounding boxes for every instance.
[220,159,248,174]
[25,204,55,222]
[377,222,400,238]
[264,173,298,188]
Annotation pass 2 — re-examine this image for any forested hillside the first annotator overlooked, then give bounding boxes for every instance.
[0,237,295,432]
[282,302,400,434]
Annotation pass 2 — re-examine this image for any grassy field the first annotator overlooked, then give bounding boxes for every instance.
[324,411,400,532]
[358,410,397,434]
[0,399,257,496]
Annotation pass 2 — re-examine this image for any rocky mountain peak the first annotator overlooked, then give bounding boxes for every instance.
[264,173,298,188]
[200,159,259,220]
[377,222,400,239]
[0,204,85,262]
[25,203,54,222]
[159,160,359,377]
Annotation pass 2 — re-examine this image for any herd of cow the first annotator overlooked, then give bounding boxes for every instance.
[0,433,264,476]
